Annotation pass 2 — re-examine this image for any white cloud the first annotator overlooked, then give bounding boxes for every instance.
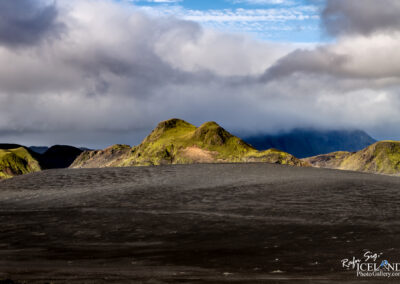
[149,0,181,2]
[141,5,319,22]
[232,0,295,5]
[130,0,181,3]
[1,0,400,148]
[138,4,319,40]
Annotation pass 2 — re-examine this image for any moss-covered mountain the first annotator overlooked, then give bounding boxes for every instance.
[72,119,308,168]
[0,146,41,179]
[304,141,400,175]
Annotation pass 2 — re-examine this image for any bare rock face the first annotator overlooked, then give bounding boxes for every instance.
[71,145,131,168]
[303,151,353,169]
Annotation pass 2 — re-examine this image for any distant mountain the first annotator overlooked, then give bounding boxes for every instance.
[243,129,376,158]
[304,141,400,175]
[40,145,83,169]
[29,146,49,154]
[71,119,308,168]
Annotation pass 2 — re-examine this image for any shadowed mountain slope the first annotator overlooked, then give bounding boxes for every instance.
[244,129,376,158]
[304,141,400,175]
[40,145,83,169]
[72,119,308,168]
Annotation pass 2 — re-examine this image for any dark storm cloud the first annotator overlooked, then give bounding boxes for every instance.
[260,47,349,82]
[0,0,62,46]
[322,0,400,36]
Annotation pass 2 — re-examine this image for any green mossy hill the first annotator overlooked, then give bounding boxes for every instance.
[304,141,400,174]
[0,147,41,179]
[71,118,308,168]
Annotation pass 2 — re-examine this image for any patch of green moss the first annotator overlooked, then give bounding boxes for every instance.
[369,141,400,174]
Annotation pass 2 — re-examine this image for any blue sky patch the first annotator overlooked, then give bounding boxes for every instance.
[128,0,324,42]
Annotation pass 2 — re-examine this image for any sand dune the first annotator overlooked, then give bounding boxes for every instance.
[0,163,400,283]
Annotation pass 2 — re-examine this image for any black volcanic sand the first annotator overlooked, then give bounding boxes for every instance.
[0,164,400,283]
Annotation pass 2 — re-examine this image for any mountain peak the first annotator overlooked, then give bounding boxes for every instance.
[193,121,233,146]
[155,118,193,131]
[199,121,220,128]
[144,118,196,144]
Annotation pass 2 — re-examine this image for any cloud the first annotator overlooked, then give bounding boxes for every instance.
[149,0,182,2]
[142,5,318,23]
[322,0,400,36]
[262,32,400,81]
[138,4,319,40]
[1,0,400,148]
[130,0,182,3]
[0,0,301,147]
[232,0,295,5]
[0,0,63,47]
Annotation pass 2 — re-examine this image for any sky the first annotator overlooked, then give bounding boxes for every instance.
[129,0,322,42]
[1,0,400,148]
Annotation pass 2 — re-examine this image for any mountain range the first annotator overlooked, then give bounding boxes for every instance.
[0,144,83,179]
[1,119,400,180]
[71,119,306,168]
[243,129,376,158]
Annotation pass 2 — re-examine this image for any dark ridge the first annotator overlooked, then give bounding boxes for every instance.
[0,144,24,150]
[40,145,83,169]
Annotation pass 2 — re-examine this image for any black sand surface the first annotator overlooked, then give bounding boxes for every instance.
[0,163,399,283]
